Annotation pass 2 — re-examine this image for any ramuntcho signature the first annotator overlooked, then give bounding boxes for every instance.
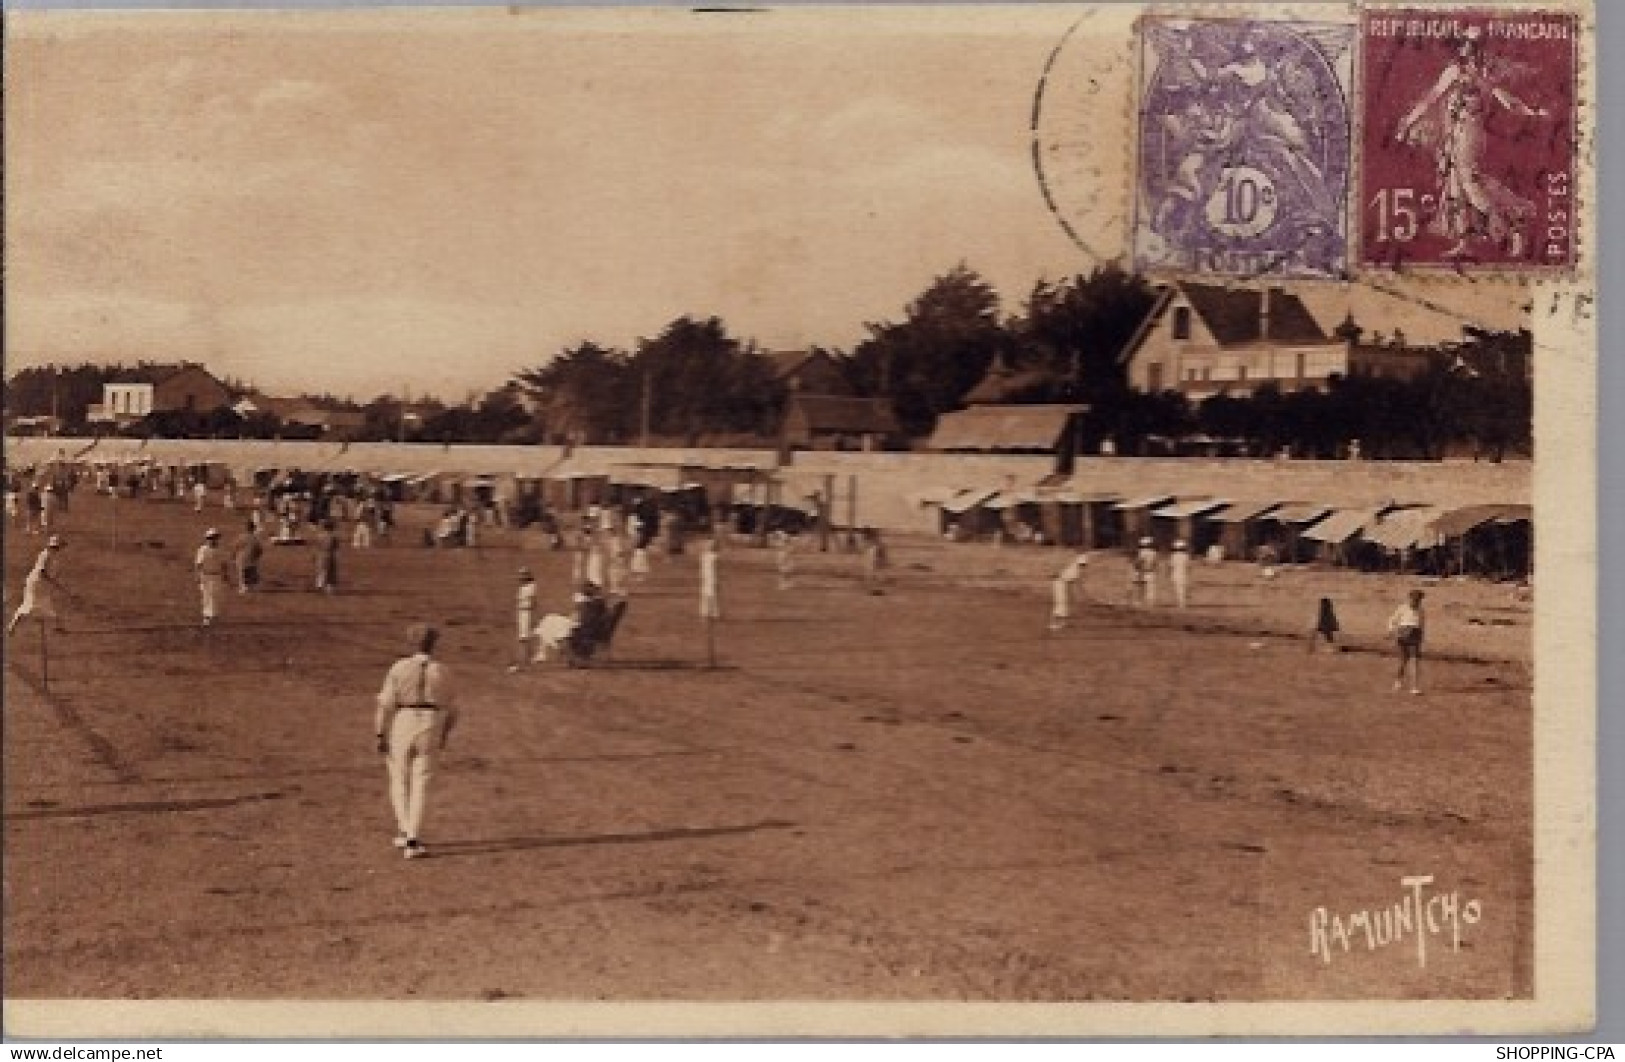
[1309,875,1482,968]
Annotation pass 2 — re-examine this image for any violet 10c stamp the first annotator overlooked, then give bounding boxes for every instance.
[1133,18,1354,279]
[1359,10,1578,270]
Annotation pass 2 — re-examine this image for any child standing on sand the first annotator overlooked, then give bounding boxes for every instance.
[1307,596,1340,653]
[1386,589,1427,694]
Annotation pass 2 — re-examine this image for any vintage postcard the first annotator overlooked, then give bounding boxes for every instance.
[1,1,1597,1039]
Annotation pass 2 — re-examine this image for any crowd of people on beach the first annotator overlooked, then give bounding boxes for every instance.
[6,456,1455,867]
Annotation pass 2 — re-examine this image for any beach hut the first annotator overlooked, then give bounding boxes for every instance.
[982,490,1045,544]
[938,488,999,540]
[1200,499,1282,562]
[544,459,611,510]
[1301,507,1384,567]
[1112,494,1175,547]
[1431,503,1533,579]
[1028,480,1120,548]
[1254,502,1332,563]
[1360,506,1444,573]
[1148,497,1228,551]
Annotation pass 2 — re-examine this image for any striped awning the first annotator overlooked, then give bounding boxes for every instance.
[1268,503,1333,525]
[1113,494,1175,511]
[941,488,999,514]
[1151,498,1228,520]
[1362,507,1443,551]
[1433,503,1533,539]
[1302,509,1377,544]
[984,491,1039,510]
[1037,490,1121,505]
[609,465,683,489]
[1208,499,1283,523]
[909,487,958,507]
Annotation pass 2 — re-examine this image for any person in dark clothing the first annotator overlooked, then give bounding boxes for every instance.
[1308,596,1340,653]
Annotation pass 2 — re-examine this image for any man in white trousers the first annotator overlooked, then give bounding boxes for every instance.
[1169,539,1192,608]
[195,528,228,626]
[375,623,458,860]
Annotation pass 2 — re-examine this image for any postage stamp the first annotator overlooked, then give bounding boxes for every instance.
[1132,17,1355,279]
[1359,9,1579,270]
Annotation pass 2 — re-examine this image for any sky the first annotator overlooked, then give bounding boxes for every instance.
[5,6,1528,401]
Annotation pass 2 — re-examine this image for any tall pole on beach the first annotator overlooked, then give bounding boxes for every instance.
[820,475,834,552]
[639,368,652,448]
[847,475,858,550]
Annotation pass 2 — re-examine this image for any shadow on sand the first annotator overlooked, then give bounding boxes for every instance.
[426,818,796,859]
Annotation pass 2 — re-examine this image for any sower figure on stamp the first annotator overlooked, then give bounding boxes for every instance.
[376,623,458,860]
[1395,28,1547,259]
[1387,589,1427,695]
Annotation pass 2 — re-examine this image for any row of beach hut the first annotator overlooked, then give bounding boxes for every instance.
[924,484,1532,579]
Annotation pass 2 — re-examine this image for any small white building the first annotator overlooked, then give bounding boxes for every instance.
[88,382,155,423]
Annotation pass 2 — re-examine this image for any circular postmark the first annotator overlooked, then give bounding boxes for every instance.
[1030,8,1140,265]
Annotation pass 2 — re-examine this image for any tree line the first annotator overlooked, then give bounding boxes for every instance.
[5,266,1531,460]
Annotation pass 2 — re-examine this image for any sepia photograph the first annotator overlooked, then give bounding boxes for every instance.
[1,2,1597,1038]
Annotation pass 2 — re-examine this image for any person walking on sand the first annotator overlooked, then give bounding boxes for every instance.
[195,528,228,626]
[39,485,58,535]
[1386,589,1427,694]
[23,484,42,535]
[1307,596,1340,653]
[375,623,458,860]
[861,529,887,594]
[1049,552,1088,632]
[352,499,374,549]
[314,519,340,594]
[1131,537,1159,608]
[775,530,797,591]
[233,519,264,594]
[1169,539,1192,609]
[510,567,537,672]
[584,530,606,590]
[629,511,653,582]
[8,536,67,634]
[699,538,722,619]
[606,529,629,597]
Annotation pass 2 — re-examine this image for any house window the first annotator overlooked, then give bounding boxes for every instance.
[1237,365,1248,382]
[1172,306,1192,341]
[1146,363,1164,391]
[1201,367,1212,382]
